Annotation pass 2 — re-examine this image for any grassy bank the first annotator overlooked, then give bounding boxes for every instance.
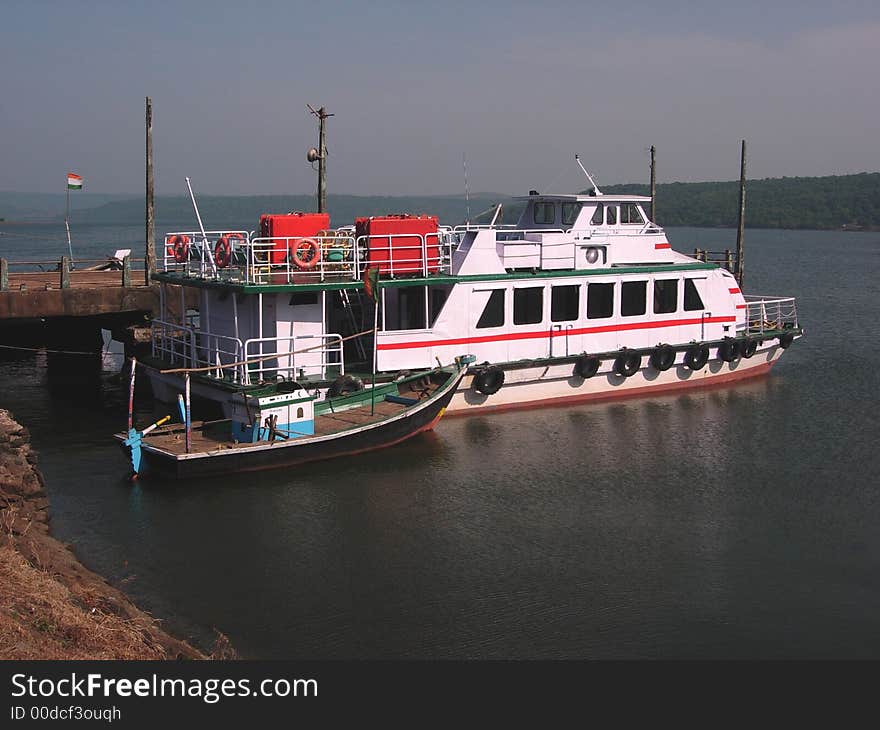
[0,409,216,660]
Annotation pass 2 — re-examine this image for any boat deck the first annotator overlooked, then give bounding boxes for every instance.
[139,383,439,457]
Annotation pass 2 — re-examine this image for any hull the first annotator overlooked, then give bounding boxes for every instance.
[447,341,786,415]
[130,369,462,479]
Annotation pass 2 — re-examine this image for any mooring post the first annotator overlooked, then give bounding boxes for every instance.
[128,357,137,431]
[725,249,733,273]
[184,372,192,454]
[145,96,155,286]
[0,258,7,291]
[60,256,70,289]
[650,144,656,222]
[122,254,132,287]
[735,139,746,287]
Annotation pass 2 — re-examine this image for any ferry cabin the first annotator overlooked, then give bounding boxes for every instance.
[147,192,799,413]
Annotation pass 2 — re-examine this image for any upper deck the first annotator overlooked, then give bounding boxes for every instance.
[154,194,682,292]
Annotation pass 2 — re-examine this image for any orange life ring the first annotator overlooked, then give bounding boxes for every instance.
[169,234,190,263]
[290,238,321,270]
[214,233,243,269]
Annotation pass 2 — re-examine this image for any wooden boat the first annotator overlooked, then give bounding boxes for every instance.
[117,360,467,479]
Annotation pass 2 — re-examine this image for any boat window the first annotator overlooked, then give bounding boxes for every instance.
[653,279,677,314]
[620,204,644,225]
[533,202,556,225]
[590,206,603,225]
[476,289,505,328]
[606,206,617,225]
[429,285,452,327]
[289,292,319,306]
[621,281,647,317]
[513,287,544,325]
[684,278,705,311]
[384,286,427,330]
[587,282,614,319]
[551,285,579,322]
[561,203,582,227]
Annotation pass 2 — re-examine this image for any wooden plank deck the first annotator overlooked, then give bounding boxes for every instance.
[141,386,437,457]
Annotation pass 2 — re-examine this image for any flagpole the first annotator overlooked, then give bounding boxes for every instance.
[64,178,74,265]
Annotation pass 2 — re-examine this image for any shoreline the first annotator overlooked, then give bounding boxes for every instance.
[0,408,209,660]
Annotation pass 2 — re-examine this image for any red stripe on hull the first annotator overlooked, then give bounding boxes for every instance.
[655,243,672,249]
[729,287,741,294]
[378,315,737,351]
[445,360,774,417]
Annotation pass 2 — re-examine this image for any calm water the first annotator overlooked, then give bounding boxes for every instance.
[1,225,879,658]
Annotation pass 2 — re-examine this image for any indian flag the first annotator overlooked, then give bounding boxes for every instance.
[67,173,83,190]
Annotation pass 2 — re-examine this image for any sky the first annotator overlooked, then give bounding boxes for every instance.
[2,0,879,196]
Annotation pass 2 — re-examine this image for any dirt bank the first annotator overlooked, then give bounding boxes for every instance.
[0,408,208,659]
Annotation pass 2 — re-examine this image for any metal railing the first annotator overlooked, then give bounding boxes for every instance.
[742,296,799,335]
[243,334,344,381]
[151,318,346,384]
[159,230,458,284]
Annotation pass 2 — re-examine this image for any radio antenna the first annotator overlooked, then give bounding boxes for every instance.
[575,154,601,195]
[463,152,470,223]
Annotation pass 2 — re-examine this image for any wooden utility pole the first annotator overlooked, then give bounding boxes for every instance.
[308,105,334,214]
[145,96,155,285]
[650,145,656,222]
[735,139,746,287]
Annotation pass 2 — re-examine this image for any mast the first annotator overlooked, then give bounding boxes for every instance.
[307,105,333,214]
[650,145,656,223]
[145,96,155,285]
[735,140,746,287]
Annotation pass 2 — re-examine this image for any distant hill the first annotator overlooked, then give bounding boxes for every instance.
[3,173,879,230]
[0,192,136,221]
[54,194,507,229]
[600,172,880,230]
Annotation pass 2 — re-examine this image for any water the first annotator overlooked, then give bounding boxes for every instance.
[1,225,879,658]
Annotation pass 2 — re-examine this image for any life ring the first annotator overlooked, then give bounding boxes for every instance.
[741,338,758,359]
[327,374,364,397]
[215,232,244,269]
[778,331,795,349]
[684,344,710,370]
[613,350,641,378]
[168,234,190,263]
[573,354,601,379]
[718,337,741,363]
[290,238,321,270]
[649,344,676,372]
[472,366,505,395]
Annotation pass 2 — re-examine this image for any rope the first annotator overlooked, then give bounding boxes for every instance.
[0,343,98,356]
[159,327,376,375]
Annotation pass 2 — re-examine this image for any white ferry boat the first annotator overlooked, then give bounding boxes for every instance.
[143,187,801,419]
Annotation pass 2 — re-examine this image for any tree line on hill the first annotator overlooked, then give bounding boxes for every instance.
[600,172,880,230]
[2,172,878,230]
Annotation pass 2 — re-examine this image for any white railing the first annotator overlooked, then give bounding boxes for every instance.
[162,230,252,279]
[742,296,799,335]
[243,334,344,381]
[151,319,197,369]
[159,230,458,283]
[151,320,346,384]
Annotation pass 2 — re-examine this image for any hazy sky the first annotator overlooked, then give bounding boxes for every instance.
[2,0,878,196]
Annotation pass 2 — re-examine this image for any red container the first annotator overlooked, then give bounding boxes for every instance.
[355,214,439,276]
[259,212,330,264]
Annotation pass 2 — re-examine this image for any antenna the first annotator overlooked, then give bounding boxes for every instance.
[463,152,470,223]
[574,154,601,195]
[307,104,334,213]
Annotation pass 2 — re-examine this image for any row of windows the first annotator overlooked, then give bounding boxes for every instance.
[476,279,705,329]
[589,203,645,226]
[531,202,647,227]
